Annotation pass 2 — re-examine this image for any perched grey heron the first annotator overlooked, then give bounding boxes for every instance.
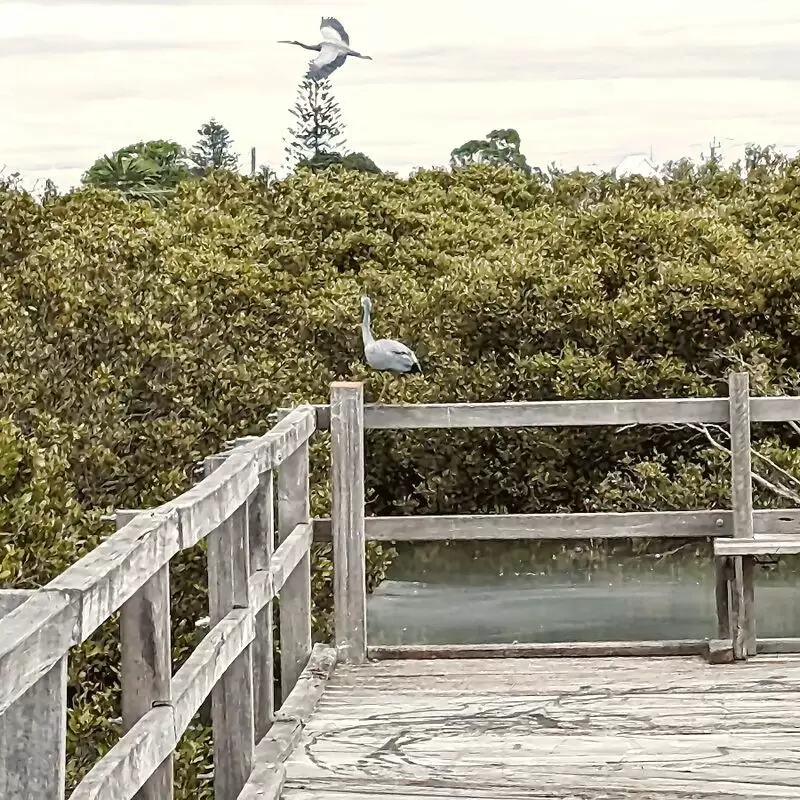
[278,17,372,81]
[361,296,421,399]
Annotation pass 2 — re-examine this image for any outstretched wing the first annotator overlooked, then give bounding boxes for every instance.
[306,43,347,80]
[306,44,347,81]
[320,16,349,45]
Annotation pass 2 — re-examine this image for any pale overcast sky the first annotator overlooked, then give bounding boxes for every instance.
[3,0,800,190]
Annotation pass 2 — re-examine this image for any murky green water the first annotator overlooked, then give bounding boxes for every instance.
[366,539,800,645]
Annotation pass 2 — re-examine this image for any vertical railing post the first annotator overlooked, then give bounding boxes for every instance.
[205,456,255,799]
[331,382,367,665]
[117,510,174,800]
[277,440,312,702]
[728,372,756,660]
[0,590,67,800]
[248,469,276,740]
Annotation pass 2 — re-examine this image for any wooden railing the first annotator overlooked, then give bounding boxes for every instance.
[315,373,800,666]
[3,373,800,798]
[0,405,319,800]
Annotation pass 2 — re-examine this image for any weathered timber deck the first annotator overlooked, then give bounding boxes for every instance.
[279,654,800,799]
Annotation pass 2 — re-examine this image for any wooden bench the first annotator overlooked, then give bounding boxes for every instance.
[713,532,800,663]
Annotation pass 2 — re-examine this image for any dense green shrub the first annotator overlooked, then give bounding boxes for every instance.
[3,158,800,795]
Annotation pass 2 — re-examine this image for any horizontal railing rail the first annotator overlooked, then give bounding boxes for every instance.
[301,394,800,430]
[311,508,800,541]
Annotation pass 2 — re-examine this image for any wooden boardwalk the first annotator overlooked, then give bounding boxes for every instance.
[280,655,800,799]
[7,376,800,799]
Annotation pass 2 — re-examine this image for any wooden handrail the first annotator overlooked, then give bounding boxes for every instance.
[299,393,800,430]
[0,405,318,799]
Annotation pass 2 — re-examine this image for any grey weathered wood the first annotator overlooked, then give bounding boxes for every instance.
[367,640,710,660]
[239,406,316,472]
[729,372,756,660]
[115,511,173,800]
[758,637,800,654]
[204,456,255,799]
[270,523,313,598]
[70,706,175,800]
[165,451,258,549]
[47,510,180,642]
[330,382,367,665]
[714,557,731,639]
[171,608,255,735]
[308,394,800,430]
[706,638,734,664]
[0,591,67,800]
[248,471,276,742]
[0,589,77,714]
[239,645,336,800]
[281,654,800,798]
[312,507,800,542]
[277,440,312,702]
[715,536,800,555]
[274,644,337,723]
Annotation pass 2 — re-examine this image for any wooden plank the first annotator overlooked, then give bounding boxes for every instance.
[239,406,316,472]
[69,706,175,800]
[309,395,800,430]
[759,638,800,654]
[282,654,800,798]
[164,451,258,549]
[282,788,799,800]
[729,372,756,660]
[46,510,180,642]
[237,764,285,800]
[277,439,312,702]
[714,557,731,639]
[0,590,78,714]
[367,640,710,661]
[330,382,367,665]
[706,638,734,664]
[115,511,173,800]
[751,395,800,422]
[312,508,800,542]
[248,470,276,741]
[171,608,254,735]
[205,454,255,800]
[716,538,800,555]
[239,645,336,800]
[0,591,67,800]
[274,644,337,723]
[270,523,313,598]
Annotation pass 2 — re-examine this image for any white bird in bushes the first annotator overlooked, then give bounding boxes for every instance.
[360,296,421,399]
[278,17,373,81]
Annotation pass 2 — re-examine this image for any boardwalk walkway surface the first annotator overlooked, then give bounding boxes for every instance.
[280,655,800,799]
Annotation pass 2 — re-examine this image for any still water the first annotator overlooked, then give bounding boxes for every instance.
[367,540,800,645]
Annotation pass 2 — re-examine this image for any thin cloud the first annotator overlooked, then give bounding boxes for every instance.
[0,36,216,58]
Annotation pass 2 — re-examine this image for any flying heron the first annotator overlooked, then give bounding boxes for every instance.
[360,296,421,400]
[278,17,372,81]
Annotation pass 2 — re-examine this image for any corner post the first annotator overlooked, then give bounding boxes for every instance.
[204,456,255,798]
[277,439,312,701]
[331,382,367,664]
[117,509,174,800]
[0,591,68,800]
[728,372,756,659]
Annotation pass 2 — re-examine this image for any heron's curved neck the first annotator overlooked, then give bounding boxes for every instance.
[361,305,374,346]
[280,40,318,51]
